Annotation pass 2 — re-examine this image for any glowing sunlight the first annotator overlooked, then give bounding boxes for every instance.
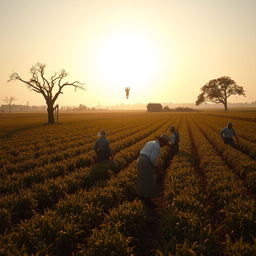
[96,32,159,91]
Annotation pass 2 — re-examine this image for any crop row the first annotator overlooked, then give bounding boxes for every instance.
[0,118,155,171]
[199,113,256,143]
[157,117,216,256]
[0,113,167,171]
[0,118,176,229]
[201,111,256,123]
[192,115,256,195]
[0,118,171,198]
[3,116,154,158]
[0,119,173,255]
[0,112,145,148]
[1,112,255,255]
[189,115,256,255]
[0,117,167,179]
[196,114,256,159]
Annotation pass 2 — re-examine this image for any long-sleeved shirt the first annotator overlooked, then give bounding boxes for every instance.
[170,131,180,145]
[140,140,160,167]
[94,137,112,156]
[220,127,236,138]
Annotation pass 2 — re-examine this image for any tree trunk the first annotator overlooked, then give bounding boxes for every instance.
[224,102,228,111]
[47,101,55,124]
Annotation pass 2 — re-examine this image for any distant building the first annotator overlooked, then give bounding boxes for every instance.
[147,103,163,112]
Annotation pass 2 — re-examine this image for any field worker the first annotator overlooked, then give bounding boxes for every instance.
[136,134,169,206]
[220,122,239,146]
[94,130,114,162]
[169,126,180,156]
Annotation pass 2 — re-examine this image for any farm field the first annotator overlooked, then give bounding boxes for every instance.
[0,110,256,256]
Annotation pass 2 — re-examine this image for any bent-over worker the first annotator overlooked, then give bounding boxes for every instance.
[136,134,169,204]
[220,122,239,146]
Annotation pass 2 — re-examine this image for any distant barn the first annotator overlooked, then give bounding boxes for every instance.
[147,103,163,112]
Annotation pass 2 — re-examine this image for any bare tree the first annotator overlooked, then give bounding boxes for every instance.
[195,76,245,111]
[3,96,17,112]
[8,63,85,123]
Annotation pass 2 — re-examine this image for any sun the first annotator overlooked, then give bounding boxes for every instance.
[96,32,158,92]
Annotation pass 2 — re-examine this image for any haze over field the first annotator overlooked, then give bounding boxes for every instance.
[1,0,256,107]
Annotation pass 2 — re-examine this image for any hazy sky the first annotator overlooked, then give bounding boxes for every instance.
[1,0,255,107]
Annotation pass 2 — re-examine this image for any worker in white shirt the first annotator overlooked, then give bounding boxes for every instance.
[169,126,180,156]
[136,134,169,205]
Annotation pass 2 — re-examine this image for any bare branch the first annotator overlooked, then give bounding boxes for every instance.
[3,96,17,105]
[39,64,51,91]
[8,72,21,82]
[9,72,47,97]
[8,62,85,123]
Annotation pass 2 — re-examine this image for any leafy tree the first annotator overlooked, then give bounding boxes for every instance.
[195,76,245,111]
[3,96,17,112]
[8,63,85,123]
[162,106,171,112]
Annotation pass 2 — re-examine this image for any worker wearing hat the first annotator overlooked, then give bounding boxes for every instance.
[94,130,113,162]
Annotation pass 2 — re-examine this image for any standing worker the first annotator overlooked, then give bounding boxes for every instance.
[94,130,113,162]
[136,134,169,206]
[220,122,239,146]
[169,126,180,156]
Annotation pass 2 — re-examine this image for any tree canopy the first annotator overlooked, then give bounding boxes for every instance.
[195,76,245,111]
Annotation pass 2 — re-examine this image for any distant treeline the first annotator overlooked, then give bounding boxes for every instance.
[1,104,46,112]
[163,106,198,112]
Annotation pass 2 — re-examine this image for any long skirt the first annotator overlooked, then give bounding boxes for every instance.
[136,155,158,198]
[223,137,234,145]
[170,143,179,156]
[96,151,110,162]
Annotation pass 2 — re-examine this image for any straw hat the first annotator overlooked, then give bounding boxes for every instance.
[157,134,169,144]
[97,130,106,137]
